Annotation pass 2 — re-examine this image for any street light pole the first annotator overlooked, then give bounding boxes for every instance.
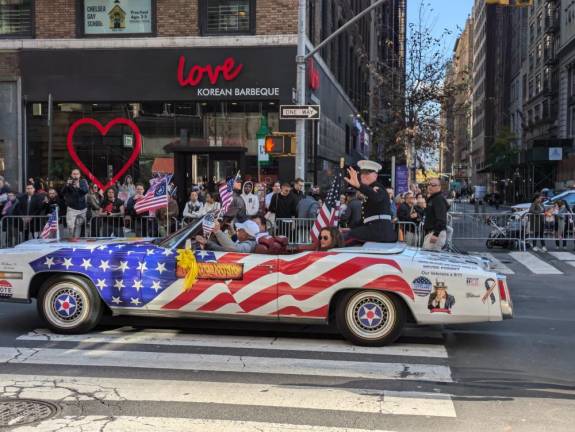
[295,0,389,181]
[295,0,307,181]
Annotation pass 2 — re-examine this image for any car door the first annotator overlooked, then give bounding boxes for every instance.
[144,248,279,319]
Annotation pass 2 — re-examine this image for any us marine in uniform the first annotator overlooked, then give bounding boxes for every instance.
[343,160,396,244]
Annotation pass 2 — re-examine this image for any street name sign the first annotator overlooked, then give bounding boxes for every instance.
[280,105,321,120]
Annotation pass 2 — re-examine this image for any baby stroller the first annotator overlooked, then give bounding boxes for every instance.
[485,214,522,250]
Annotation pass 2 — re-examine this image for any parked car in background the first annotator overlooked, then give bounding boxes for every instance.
[511,190,575,212]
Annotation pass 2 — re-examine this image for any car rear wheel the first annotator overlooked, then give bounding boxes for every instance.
[37,275,102,334]
[336,290,405,346]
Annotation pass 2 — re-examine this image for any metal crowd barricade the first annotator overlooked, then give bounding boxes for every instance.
[273,218,316,245]
[446,211,526,250]
[395,221,422,247]
[522,212,575,250]
[0,215,50,248]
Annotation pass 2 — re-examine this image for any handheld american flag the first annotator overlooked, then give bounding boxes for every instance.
[202,213,216,238]
[218,171,241,216]
[135,175,169,214]
[310,168,344,242]
[41,209,59,240]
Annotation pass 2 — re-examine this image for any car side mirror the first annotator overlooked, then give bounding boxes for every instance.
[185,239,192,250]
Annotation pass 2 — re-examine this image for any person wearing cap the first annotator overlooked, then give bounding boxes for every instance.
[343,160,395,243]
[196,219,258,253]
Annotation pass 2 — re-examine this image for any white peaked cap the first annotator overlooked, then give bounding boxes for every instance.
[357,160,382,172]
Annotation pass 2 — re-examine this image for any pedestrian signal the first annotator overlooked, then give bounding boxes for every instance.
[265,136,284,154]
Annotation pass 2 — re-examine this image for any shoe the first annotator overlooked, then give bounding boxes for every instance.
[532,246,540,252]
[541,246,548,252]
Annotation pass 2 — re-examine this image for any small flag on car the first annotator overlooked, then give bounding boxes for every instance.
[41,209,59,240]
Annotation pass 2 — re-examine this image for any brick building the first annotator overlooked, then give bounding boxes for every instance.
[0,0,405,198]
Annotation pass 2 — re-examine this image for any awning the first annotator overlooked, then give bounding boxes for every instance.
[152,157,174,174]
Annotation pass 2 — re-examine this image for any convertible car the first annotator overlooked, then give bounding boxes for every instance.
[0,218,513,346]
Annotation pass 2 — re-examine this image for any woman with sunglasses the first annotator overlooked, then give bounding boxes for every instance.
[317,227,344,251]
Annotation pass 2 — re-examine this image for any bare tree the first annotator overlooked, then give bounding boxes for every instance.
[368,1,471,179]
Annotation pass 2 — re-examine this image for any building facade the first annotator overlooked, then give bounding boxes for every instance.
[442,16,474,187]
[0,0,405,196]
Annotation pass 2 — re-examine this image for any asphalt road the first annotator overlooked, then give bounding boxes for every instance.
[1,247,574,432]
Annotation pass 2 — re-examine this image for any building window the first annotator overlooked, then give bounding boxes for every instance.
[535,73,542,93]
[529,52,534,71]
[0,0,33,37]
[537,12,543,35]
[82,0,154,36]
[569,67,575,97]
[529,79,534,98]
[536,41,542,64]
[529,22,534,42]
[200,0,255,35]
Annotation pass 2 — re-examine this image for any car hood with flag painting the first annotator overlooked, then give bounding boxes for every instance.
[0,218,512,345]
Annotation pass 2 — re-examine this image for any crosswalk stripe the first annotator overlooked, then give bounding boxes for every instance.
[0,374,456,417]
[17,328,448,359]
[0,346,453,382]
[548,252,575,261]
[566,261,575,268]
[508,252,563,275]
[11,416,398,432]
[475,252,515,274]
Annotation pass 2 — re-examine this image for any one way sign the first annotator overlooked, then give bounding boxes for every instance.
[280,105,321,120]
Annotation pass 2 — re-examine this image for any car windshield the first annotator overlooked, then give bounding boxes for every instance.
[155,217,204,249]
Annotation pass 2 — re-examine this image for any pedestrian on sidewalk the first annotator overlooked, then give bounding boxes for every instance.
[554,200,568,249]
[422,178,448,251]
[528,193,547,252]
[61,169,89,237]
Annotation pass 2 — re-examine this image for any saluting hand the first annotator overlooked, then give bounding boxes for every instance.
[344,167,360,189]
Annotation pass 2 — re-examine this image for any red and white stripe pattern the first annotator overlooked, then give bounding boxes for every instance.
[40,210,58,239]
[135,176,168,214]
[152,252,411,319]
[311,168,343,242]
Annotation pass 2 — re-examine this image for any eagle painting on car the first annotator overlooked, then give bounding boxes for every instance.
[0,219,512,346]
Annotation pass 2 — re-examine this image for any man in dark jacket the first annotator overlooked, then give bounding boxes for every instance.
[269,183,298,237]
[61,169,89,237]
[43,188,66,216]
[15,183,45,240]
[422,178,448,251]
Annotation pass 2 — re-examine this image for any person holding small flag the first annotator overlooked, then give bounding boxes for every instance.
[343,160,395,244]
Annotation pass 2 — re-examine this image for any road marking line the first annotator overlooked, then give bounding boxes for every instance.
[18,328,448,358]
[0,374,456,417]
[0,347,453,382]
[508,252,562,275]
[10,416,398,432]
[565,261,575,268]
[476,253,515,274]
[548,252,575,261]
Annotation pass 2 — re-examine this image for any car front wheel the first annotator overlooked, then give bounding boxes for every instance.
[37,275,103,334]
[336,290,405,346]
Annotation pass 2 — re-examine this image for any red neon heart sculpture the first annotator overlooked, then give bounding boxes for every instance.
[66,118,142,192]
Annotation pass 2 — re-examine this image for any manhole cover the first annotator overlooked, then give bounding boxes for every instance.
[0,399,59,428]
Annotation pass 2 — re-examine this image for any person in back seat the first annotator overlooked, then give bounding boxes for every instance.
[196,220,258,253]
[317,227,344,251]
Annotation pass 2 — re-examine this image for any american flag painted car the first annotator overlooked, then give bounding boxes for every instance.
[0,218,512,346]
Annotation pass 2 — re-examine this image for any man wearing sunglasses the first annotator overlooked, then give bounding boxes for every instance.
[422,178,448,251]
[343,160,395,244]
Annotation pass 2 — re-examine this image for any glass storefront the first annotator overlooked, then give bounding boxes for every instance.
[0,81,20,190]
[26,100,280,187]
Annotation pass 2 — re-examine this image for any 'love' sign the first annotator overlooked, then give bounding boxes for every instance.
[177,56,243,87]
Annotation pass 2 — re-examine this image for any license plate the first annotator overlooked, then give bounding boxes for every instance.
[0,286,12,298]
